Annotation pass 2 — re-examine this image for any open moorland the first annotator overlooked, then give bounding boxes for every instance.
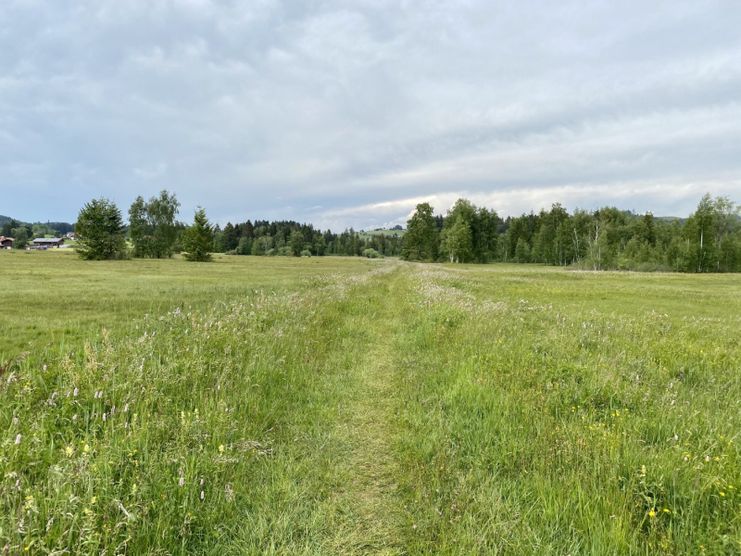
[1,251,739,554]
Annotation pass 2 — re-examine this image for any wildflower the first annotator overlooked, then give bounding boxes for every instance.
[218,444,225,454]
[90,496,97,504]
[178,476,185,487]
[200,490,205,501]
[15,434,22,445]
[719,491,725,497]
[83,444,91,454]
[662,508,670,514]
[65,446,74,457]
[73,387,79,397]
[648,509,657,518]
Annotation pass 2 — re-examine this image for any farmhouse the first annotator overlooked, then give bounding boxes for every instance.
[31,237,65,248]
[0,236,14,249]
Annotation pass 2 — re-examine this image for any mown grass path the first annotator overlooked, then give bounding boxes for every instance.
[325,266,409,555]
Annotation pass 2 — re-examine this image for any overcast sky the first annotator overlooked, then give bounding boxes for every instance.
[1,0,740,230]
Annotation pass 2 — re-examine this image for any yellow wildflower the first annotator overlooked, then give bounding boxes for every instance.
[648,509,657,518]
[218,444,225,454]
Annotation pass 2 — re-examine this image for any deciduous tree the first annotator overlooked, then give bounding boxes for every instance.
[402,203,438,261]
[128,190,180,258]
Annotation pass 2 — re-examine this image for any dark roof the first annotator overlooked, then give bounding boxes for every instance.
[32,237,64,244]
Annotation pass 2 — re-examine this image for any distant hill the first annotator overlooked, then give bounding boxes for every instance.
[358,227,406,240]
[655,216,687,225]
[0,215,74,235]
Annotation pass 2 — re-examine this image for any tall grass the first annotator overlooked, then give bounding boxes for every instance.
[1,255,739,553]
[392,265,740,553]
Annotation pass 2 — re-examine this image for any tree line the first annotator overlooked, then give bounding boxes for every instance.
[71,192,403,262]
[44,191,741,271]
[402,194,741,272]
[216,220,401,257]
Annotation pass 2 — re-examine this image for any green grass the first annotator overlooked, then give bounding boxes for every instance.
[1,254,739,554]
[0,250,370,358]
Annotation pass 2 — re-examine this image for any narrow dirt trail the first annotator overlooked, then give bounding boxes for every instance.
[324,265,412,555]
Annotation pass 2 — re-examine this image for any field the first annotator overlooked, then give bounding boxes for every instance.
[1,251,739,554]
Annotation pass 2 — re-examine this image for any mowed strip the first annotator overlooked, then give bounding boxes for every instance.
[321,266,411,555]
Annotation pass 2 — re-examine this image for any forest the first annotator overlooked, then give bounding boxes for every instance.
[215,219,402,258]
[402,194,740,272]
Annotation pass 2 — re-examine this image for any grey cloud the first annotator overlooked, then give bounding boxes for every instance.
[1,0,740,228]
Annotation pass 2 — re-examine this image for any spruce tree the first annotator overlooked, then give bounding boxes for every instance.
[75,198,127,260]
[182,208,213,262]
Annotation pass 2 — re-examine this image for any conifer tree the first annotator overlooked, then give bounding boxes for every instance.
[182,208,213,262]
[75,198,127,260]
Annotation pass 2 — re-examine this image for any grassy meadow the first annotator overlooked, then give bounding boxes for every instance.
[0,251,739,554]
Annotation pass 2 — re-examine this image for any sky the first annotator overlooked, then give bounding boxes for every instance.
[1,0,740,230]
